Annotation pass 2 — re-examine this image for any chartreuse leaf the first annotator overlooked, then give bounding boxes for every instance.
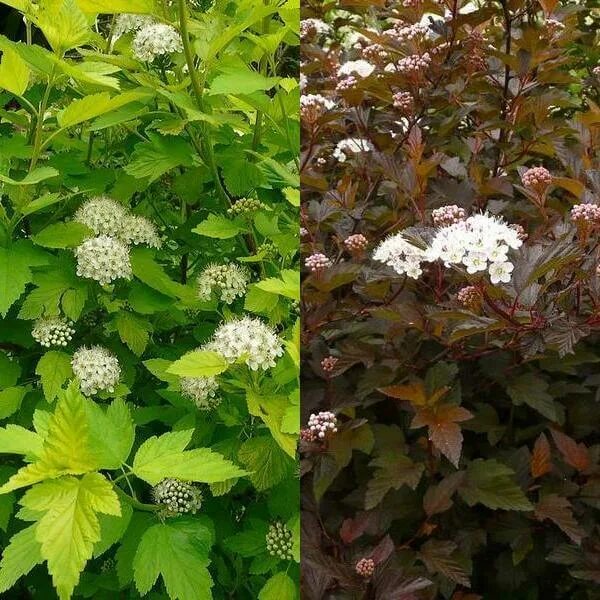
[258,572,298,600]
[84,398,134,469]
[20,473,120,599]
[115,311,152,356]
[192,214,247,239]
[35,351,73,402]
[77,0,154,12]
[132,430,246,486]
[0,383,98,493]
[31,222,92,249]
[238,435,293,491]
[255,269,300,301]
[31,0,90,56]
[0,45,29,95]
[460,459,533,511]
[167,350,228,378]
[133,519,214,600]
[0,525,43,593]
[0,240,50,316]
[0,425,44,458]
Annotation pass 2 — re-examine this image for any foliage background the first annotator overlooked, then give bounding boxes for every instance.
[0,1,300,599]
[300,0,600,598]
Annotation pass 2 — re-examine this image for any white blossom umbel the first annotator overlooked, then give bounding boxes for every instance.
[207,316,284,370]
[373,234,427,279]
[32,317,75,348]
[132,23,183,61]
[113,14,155,40]
[74,235,132,286]
[196,263,249,304]
[118,215,162,249]
[72,345,121,396]
[74,196,129,236]
[180,375,221,411]
[333,138,374,162]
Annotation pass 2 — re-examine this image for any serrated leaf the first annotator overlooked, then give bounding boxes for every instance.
[535,494,586,545]
[365,454,424,510]
[133,521,213,600]
[0,46,29,96]
[258,572,298,600]
[77,0,154,12]
[94,501,133,558]
[192,214,246,239]
[21,473,120,599]
[32,0,90,55]
[254,269,300,301]
[506,373,557,421]
[0,386,27,420]
[35,351,73,402]
[132,429,246,486]
[167,350,228,377]
[0,353,20,389]
[531,433,552,478]
[0,525,43,593]
[31,222,92,249]
[115,311,151,356]
[238,435,293,491]
[418,540,470,587]
[222,159,265,196]
[460,459,533,511]
[423,472,466,517]
[550,429,590,472]
[0,425,44,458]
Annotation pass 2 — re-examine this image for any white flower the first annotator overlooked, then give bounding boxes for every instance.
[118,215,162,249]
[113,14,154,40]
[32,317,75,348]
[74,196,128,236]
[463,252,487,274]
[132,23,183,61]
[196,263,250,304]
[373,233,427,279]
[74,235,132,286]
[71,345,121,396]
[207,316,284,371]
[180,375,221,410]
[333,138,374,162]
[489,261,514,284]
[337,60,375,78]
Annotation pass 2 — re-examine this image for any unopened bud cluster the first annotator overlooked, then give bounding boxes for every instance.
[457,285,481,308]
[227,198,267,217]
[300,18,329,41]
[196,263,249,304]
[307,411,338,440]
[32,317,75,347]
[571,203,600,225]
[384,22,428,43]
[321,356,339,372]
[355,557,375,578]
[388,53,431,76]
[432,205,466,227]
[393,91,413,112]
[301,94,335,123]
[71,345,121,396]
[266,521,294,560]
[152,478,202,516]
[521,167,552,191]
[344,234,368,252]
[305,253,333,272]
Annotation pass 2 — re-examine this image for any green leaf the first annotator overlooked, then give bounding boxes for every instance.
[32,0,90,56]
[36,351,73,402]
[132,429,246,486]
[0,240,50,316]
[365,454,424,510]
[0,386,27,420]
[222,159,266,196]
[209,62,280,96]
[258,572,298,600]
[0,46,30,96]
[192,214,246,239]
[94,501,133,558]
[506,373,557,421]
[0,525,43,593]
[77,0,154,12]
[0,166,59,186]
[133,520,213,600]
[21,473,120,599]
[223,522,268,557]
[85,398,135,469]
[460,459,533,511]
[0,352,20,389]
[143,358,180,386]
[238,435,293,491]
[167,350,228,378]
[0,425,44,458]
[21,192,62,216]
[125,134,194,183]
[0,383,98,493]
[32,222,92,249]
[115,311,151,356]
[255,269,300,301]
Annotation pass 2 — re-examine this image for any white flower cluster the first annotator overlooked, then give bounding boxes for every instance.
[337,60,375,78]
[74,235,132,286]
[207,317,284,371]
[374,214,523,284]
[300,18,330,40]
[152,478,202,516]
[300,94,335,123]
[74,196,128,236]
[196,263,250,304]
[180,375,221,410]
[119,215,162,249]
[113,14,154,40]
[333,138,374,162]
[307,411,338,440]
[71,345,121,396]
[132,23,183,62]
[32,317,75,348]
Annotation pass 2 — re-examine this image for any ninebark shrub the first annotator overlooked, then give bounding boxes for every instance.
[0,1,299,599]
[300,0,600,598]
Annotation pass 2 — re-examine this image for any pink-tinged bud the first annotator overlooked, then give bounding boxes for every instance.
[321,356,339,373]
[344,234,369,253]
[355,557,375,578]
[521,166,552,191]
[432,205,467,227]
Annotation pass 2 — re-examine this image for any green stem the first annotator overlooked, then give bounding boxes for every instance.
[177,0,230,205]
[30,71,56,171]
[113,485,161,513]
